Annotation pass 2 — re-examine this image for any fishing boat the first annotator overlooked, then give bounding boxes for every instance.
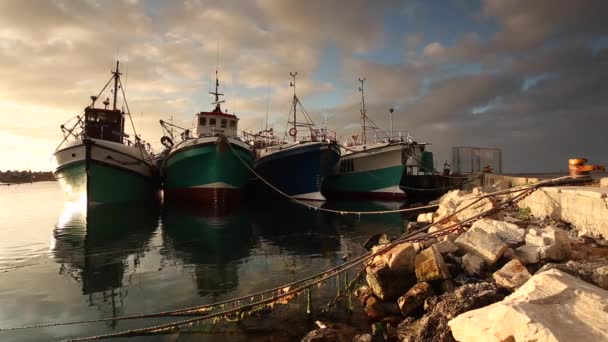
[252,72,341,201]
[160,70,254,205]
[52,61,156,206]
[322,78,425,200]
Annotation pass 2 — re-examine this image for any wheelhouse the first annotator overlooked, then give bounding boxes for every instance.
[195,105,239,139]
[83,106,125,143]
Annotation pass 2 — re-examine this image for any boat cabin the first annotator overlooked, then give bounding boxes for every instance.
[194,105,239,139]
[83,105,125,143]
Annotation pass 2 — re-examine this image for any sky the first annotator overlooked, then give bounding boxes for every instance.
[0,0,607,172]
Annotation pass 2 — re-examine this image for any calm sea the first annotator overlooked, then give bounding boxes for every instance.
[0,182,416,341]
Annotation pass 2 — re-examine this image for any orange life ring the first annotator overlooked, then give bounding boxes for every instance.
[289,127,297,137]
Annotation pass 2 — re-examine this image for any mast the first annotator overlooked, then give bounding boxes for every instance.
[209,69,225,109]
[359,77,367,145]
[290,72,298,142]
[389,107,394,140]
[112,61,121,111]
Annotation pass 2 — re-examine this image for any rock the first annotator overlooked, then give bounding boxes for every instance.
[534,260,602,284]
[515,245,541,264]
[365,261,415,301]
[470,218,525,246]
[441,232,459,242]
[449,269,608,342]
[433,239,459,255]
[454,197,496,222]
[525,226,572,261]
[455,227,509,266]
[502,247,518,261]
[381,242,416,273]
[600,177,608,188]
[438,189,465,205]
[351,333,372,342]
[363,296,386,320]
[462,253,485,276]
[397,282,435,317]
[398,282,503,342]
[303,323,358,342]
[493,259,532,291]
[415,245,450,282]
[302,329,339,342]
[416,212,435,223]
[441,279,456,293]
[362,233,388,250]
[406,221,426,234]
[592,266,608,290]
[472,185,496,196]
[436,201,458,222]
[353,285,372,304]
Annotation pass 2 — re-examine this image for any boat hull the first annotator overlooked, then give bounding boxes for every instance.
[163,136,254,205]
[322,143,406,200]
[53,139,157,205]
[254,142,341,201]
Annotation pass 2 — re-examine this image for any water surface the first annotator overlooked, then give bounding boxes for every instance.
[0,182,417,341]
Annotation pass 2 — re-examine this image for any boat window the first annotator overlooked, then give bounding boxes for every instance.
[199,117,206,126]
[209,118,216,126]
[230,120,236,128]
[221,119,227,128]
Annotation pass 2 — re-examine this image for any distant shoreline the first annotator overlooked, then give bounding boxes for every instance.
[0,171,56,184]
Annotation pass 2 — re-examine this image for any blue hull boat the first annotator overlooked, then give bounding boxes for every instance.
[254,141,341,201]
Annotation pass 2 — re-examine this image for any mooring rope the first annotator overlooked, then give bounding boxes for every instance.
[0,177,568,337]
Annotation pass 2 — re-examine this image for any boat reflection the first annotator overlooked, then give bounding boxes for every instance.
[51,202,159,325]
[161,205,255,298]
[249,200,342,258]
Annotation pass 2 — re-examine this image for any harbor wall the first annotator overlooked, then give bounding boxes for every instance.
[517,186,608,238]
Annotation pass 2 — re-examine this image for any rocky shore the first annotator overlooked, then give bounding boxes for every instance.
[302,181,608,342]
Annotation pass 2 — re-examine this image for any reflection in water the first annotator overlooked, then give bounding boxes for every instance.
[51,203,159,325]
[161,205,255,298]
[250,201,343,257]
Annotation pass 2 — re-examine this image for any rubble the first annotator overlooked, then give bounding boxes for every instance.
[414,245,450,282]
[353,181,608,342]
[449,269,608,342]
[470,218,525,246]
[492,259,532,291]
[454,227,508,266]
[462,253,485,277]
[397,282,434,317]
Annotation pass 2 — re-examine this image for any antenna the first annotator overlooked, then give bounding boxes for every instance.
[389,107,394,140]
[358,77,367,145]
[289,71,298,142]
[112,61,122,111]
[209,48,225,109]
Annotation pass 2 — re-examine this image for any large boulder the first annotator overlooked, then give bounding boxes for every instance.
[381,243,416,274]
[415,245,450,282]
[470,219,525,246]
[492,259,532,291]
[454,227,509,266]
[397,282,503,342]
[525,226,572,261]
[449,269,608,342]
[454,197,496,222]
[364,296,400,320]
[397,282,435,317]
[366,260,415,301]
